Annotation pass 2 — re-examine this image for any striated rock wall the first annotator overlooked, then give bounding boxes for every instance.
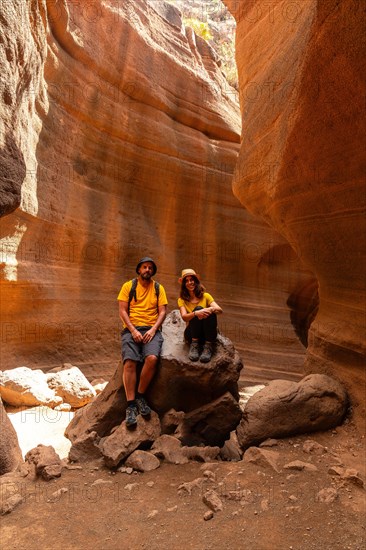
[1,0,315,384]
[225,0,365,422]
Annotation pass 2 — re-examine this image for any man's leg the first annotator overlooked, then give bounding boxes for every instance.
[135,330,163,416]
[123,359,139,427]
[123,359,138,401]
[138,354,158,395]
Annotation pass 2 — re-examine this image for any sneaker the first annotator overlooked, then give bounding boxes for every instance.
[125,405,138,428]
[188,341,200,362]
[200,343,213,363]
[136,396,152,417]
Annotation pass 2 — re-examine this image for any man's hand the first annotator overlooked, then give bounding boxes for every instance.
[132,329,144,343]
[142,327,156,343]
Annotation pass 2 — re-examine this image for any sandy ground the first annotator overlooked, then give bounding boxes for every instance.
[1,396,365,550]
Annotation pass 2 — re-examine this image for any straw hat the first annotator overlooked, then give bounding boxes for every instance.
[178,268,201,284]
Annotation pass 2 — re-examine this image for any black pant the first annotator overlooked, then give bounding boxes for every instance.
[184,306,217,343]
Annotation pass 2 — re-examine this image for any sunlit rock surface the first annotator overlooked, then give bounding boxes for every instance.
[225,0,365,425]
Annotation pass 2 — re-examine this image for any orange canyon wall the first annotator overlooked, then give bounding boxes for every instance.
[224,0,365,420]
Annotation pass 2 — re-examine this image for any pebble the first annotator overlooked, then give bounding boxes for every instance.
[167,505,178,513]
[202,490,223,512]
[91,479,113,487]
[124,483,139,491]
[204,511,214,521]
[146,481,155,488]
[203,470,215,480]
[147,510,158,519]
[48,487,69,502]
[0,494,23,515]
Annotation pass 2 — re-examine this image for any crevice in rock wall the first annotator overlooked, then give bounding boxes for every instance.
[0,134,26,218]
[287,279,319,348]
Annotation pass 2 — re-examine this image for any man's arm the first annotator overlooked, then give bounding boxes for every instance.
[119,301,143,342]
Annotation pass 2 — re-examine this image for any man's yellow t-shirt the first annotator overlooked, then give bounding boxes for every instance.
[177,292,214,313]
[117,279,168,327]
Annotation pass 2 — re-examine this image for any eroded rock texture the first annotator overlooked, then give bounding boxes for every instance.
[0,398,23,475]
[225,0,366,425]
[1,0,314,383]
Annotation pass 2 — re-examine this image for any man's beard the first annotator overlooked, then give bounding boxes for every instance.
[141,272,152,280]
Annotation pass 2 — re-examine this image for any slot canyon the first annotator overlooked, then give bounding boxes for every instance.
[1,0,364,425]
[0,1,365,548]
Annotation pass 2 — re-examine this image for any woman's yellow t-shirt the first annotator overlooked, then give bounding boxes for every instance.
[177,292,214,313]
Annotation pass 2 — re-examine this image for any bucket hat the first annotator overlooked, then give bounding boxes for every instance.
[136,257,157,275]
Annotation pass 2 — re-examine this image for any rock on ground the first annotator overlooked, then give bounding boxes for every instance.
[46,365,96,408]
[180,392,242,447]
[0,398,23,474]
[25,444,62,481]
[68,431,102,463]
[100,413,161,468]
[65,363,126,443]
[151,435,189,465]
[0,367,62,408]
[125,450,160,472]
[219,431,242,462]
[243,447,281,473]
[237,374,348,449]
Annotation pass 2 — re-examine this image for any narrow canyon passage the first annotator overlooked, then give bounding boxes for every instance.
[0,0,318,388]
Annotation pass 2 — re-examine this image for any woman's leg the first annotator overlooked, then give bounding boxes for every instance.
[186,307,204,361]
[186,307,205,342]
[202,313,218,342]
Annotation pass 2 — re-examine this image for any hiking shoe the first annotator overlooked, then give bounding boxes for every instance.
[188,341,200,362]
[125,405,138,428]
[136,396,152,417]
[200,343,214,363]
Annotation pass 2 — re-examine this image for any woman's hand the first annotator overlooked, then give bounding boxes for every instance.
[195,308,211,319]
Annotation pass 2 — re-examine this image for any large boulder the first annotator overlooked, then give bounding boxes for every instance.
[65,362,126,443]
[46,365,96,408]
[0,367,62,408]
[147,311,243,413]
[0,398,23,475]
[65,312,243,445]
[236,374,348,450]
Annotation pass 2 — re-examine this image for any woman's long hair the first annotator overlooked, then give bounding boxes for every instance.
[180,276,206,301]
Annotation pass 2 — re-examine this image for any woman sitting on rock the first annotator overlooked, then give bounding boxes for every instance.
[178,269,223,363]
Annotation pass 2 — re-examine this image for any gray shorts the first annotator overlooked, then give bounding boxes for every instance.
[121,327,164,364]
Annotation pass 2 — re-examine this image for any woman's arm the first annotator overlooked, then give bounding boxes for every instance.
[208,301,223,314]
[179,306,197,323]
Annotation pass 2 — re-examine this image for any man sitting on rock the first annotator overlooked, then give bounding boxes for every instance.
[118,257,168,428]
